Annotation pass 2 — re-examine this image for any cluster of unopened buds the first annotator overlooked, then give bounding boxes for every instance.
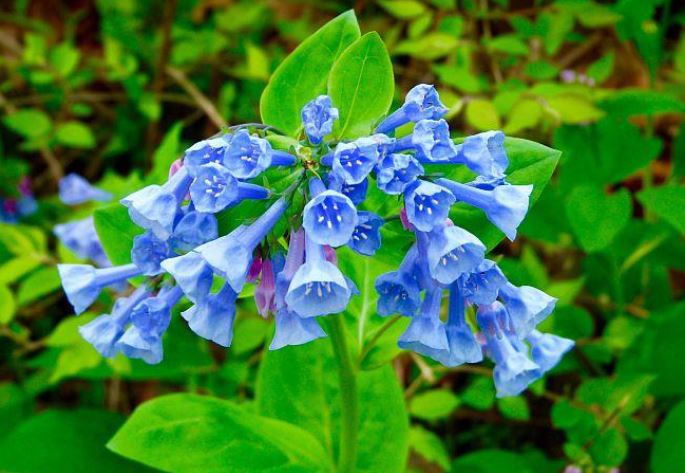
[57,84,573,397]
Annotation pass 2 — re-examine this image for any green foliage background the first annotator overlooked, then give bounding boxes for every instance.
[0,1,684,472]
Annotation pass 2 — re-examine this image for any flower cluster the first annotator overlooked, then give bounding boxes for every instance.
[57,84,572,396]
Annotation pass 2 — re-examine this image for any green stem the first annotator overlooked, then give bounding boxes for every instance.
[327,315,358,473]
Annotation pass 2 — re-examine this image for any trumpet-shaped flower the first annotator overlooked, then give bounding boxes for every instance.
[398,288,449,356]
[394,119,459,163]
[456,131,509,179]
[376,84,448,134]
[499,282,557,338]
[169,210,218,253]
[59,173,112,205]
[54,217,110,267]
[181,283,238,347]
[328,173,368,205]
[460,259,507,305]
[160,251,214,303]
[348,211,383,256]
[183,135,232,176]
[404,180,455,232]
[323,135,393,185]
[301,95,339,145]
[418,224,485,285]
[131,231,172,276]
[224,129,295,179]
[58,263,141,314]
[375,245,422,317]
[376,153,424,195]
[270,308,327,350]
[189,163,269,213]
[527,330,574,372]
[302,178,358,247]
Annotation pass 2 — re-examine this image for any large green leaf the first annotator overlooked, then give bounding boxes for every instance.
[328,32,394,139]
[93,204,144,265]
[652,399,685,473]
[637,185,685,234]
[108,393,331,473]
[260,11,360,136]
[256,339,409,472]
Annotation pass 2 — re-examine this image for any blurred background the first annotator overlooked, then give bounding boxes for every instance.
[0,1,683,472]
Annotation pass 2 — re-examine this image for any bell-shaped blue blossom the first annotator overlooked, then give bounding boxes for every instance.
[224,129,295,179]
[197,199,286,291]
[456,131,509,179]
[398,287,449,356]
[436,178,533,241]
[417,224,485,285]
[376,153,424,195]
[78,285,150,357]
[181,283,238,347]
[404,180,455,232]
[54,217,110,267]
[376,84,448,134]
[160,251,215,303]
[348,211,383,256]
[274,228,305,308]
[285,233,352,318]
[375,245,422,317]
[189,163,270,213]
[59,173,112,205]
[499,282,557,338]
[327,173,368,205]
[460,259,507,305]
[121,167,192,239]
[254,257,277,317]
[169,210,218,253]
[394,119,459,164]
[478,302,541,397]
[322,135,394,185]
[131,231,172,276]
[58,263,141,314]
[302,178,358,248]
[270,308,327,350]
[301,95,339,145]
[527,330,574,372]
[183,135,232,177]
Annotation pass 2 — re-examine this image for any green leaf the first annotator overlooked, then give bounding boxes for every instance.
[576,3,622,28]
[260,11,361,136]
[566,185,632,252]
[256,339,409,472]
[409,426,450,471]
[394,33,460,60]
[0,285,15,324]
[328,32,394,139]
[485,35,529,56]
[600,89,685,117]
[17,267,61,306]
[0,409,155,473]
[49,42,80,77]
[409,389,460,421]
[55,121,96,149]
[465,99,501,131]
[589,427,627,466]
[94,204,145,265]
[451,449,533,473]
[150,122,183,184]
[652,399,685,473]
[496,396,530,421]
[547,95,604,124]
[3,109,52,138]
[587,52,615,84]
[503,99,542,134]
[108,393,330,473]
[637,185,685,234]
[378,0,427,19]
[0,256,42,285]
[461,377,495,410]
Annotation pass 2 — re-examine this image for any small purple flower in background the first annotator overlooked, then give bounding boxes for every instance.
[59,173,112,205]
[254,257,277,317]
[301,95,339,145]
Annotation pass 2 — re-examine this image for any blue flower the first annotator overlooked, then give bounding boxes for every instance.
[197,199,286,291]
[302,178,358,248]
[478,302,541,397]
[183,135,231,177]
[121,167,192,239]
[169,210,218,253]
[346,211,382,256]
[327,173,368,205]
[398,287,449,356]
[284,233,352,318]
[54,217,110,267]
[160,251,214,303]
[324,135,393,185]
[376,153,424,195]
[404,181,455,232]
[527,330,574,372]
[460,259,507,305]
[376,84,448,134]
[224,129,295,179]
[270,308,327,350]
[417,224,485,285]
[254,257,277,317]
[456,131,509,179]
[181,283,238,347]
[131,231,172,276]
[59,173,111,205]
[435,178,533,241]
[189,163,269,213]
[375,246,422,317]
[78,285,151,357]
[301,95,339,145]
[499,282,557,338]
[395,119,459,163]
[58,263,141,314]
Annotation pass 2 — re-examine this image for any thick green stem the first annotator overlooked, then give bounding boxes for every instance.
[328,315,358,473]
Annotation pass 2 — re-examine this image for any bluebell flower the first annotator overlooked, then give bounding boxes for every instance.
[183,135,232,177]
[254,257,277,317]
[181,283,238,347]
[54,217,110,267]
[197,198,286,291]
[376,84,448,134]
[270,308,327,350]
[160,251,215,303]
[527,330,574,372]
[169,210,218,253]
[404,180,455,232]
[376,153,424,195]
[224,129,295,179]
[301,95,339,145]
[460,259,507,305]
[327,173,369,206]
[59,173,112,205]
[58,263,141,314]
[456,131,509,179]
[121,166,192,239]
[131,231,172,276]
[285,233,352,317]
[398,287,449,356]
[499,282,557,338]
[417,223,485,285]
[78,285,150,357]
[189,162,269,213]
[435,178,533,241]
[323,135,394,185]
[302,178,358,248]
[348,211,383,256]
[395,119,459,163]
[375,245,422,317]
[274,229,305,309]
[477,302,541,397]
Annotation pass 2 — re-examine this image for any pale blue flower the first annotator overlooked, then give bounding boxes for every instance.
[224,129,295,179]
[348,211,383,256]
[54,217,110,267]
[404,180,455,232]
[376,84,448,134]
[499,282,557,338]
[375,245,422,317]
[394,119,459,163]
[181,283,238,347]
[189,162,269,213]
[417,223,485,285]
[160,251,215,303]
[131,231,172,276]
[323,135,394,185]
[327,173,368,205]
[169,210,218,253]
[376,153,424,195]
[456,131,509,179]
[302,178,358,248]
[398,287,449,356]
[301,95,339,145]
[58,263,141,314]
[527,330,574,372]
[59,173,111,205]
[460,259,507,305]
[270,308,327,350]
[183,135,232,177]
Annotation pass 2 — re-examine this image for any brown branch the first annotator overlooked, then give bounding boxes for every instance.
[165,65,226,130]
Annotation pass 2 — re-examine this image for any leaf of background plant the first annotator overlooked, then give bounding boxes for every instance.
[94,204,144,265]
[504,99,542,134]
[0,409,155,473]
[485,35,529,56]
[589,427,627,466]
[600,89,685,117]
[547,95,604,124]
[565,185,631,252]
[2,109,52,138]
[17,267,61,306]
[637,185,685,234]
[394,32,460,60]
[497,396,530,421]
[260,11,361,136]
[465,98,500,131]
[409,426,450,471]
[0,285,15,324]
[652,398,685,473]
[256,339,409,472]
[49,42,80,77]
[541,10,574,55]
[410,389,460,421]
[55,121,96,149]
[108,393,331,473]
[587,52,615,84]
[378,0,427,19]
[150,122,183,184]
[451,449,534,473]
[329,32,394,139]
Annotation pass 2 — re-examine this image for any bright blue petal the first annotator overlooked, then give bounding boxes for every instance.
[500,282,557,338]
[376,153,424,195]
[181,283,237,347]
[224,129,271,179]
[59,173,111,205]
[169,210,218,253]
[348,211,383,256]
[398,288,449,355]
[419,224,485,285]
[131,231,172,276]
[269,309,327,350]
[301,95,339,145]
[527,330,574,372]
[302,182,358,248]
[460,259,507,305]
[183,136,231,176]
[404,181,455,232]
[457,131,509,178]
[160,251,214,303]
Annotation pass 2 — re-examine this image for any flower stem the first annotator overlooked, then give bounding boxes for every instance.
[328,315,358,473]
